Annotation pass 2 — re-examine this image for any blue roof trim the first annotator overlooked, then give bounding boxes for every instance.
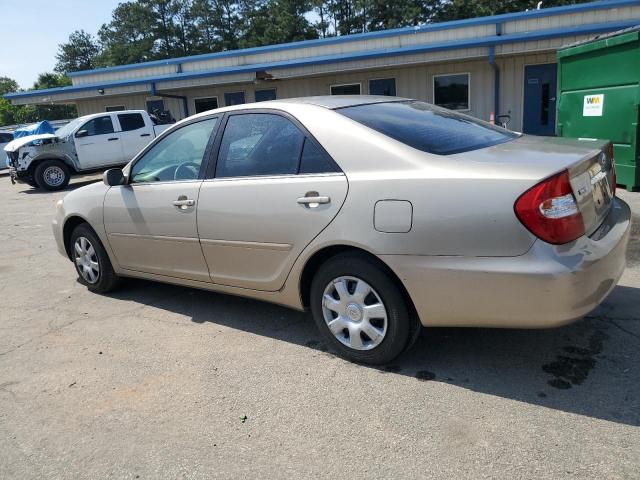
[67,0,640,78]
[6,19,637,100]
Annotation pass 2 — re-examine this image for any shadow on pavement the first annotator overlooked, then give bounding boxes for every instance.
[15,178,100,195]
[105,277,640,427]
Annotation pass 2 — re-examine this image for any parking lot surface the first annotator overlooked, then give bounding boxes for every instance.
[0,172,638,479]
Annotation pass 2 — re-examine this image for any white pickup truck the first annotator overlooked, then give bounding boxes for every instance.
[4,110,172,190]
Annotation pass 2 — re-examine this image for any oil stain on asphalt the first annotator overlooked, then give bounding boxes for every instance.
[542,329,608,389]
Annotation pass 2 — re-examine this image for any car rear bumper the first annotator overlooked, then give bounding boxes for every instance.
[381,198,631,328]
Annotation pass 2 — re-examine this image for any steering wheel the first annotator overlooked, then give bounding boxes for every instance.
[174,161,200,181]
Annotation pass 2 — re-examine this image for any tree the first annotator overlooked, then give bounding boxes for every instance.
[97,1,158,65]
[433,0,594,22]
[242,0,318,47]
[55,30,101,73]
[0,74,77,126]
[0,77,21,126]
[0,77,19,96]
[367,0,439,31]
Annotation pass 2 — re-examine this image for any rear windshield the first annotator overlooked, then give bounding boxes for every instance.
[337,100,518,155]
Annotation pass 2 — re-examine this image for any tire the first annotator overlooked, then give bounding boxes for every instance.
[70,223,120,293]
[310,253,412,365]
[34,160,70,191]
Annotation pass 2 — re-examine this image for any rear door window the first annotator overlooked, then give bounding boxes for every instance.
[337,101,517,155]
[118,113,146,131]
[215,113,305,178]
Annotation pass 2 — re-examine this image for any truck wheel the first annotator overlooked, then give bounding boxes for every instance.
[34,160,70,191]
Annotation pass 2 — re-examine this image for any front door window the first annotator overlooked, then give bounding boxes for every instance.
[130,118,218,183]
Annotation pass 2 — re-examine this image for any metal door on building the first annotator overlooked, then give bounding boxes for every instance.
[523,63,557,136]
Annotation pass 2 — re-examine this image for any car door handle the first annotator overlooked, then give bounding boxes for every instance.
[108,137,119,141]
[173,197,196,210]
[140,133,151,137]
[297,195,330,207]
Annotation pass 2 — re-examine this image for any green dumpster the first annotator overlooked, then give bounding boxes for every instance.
[557,27,640,191]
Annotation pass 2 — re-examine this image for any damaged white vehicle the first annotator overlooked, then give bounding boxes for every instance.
[4,110,172,190]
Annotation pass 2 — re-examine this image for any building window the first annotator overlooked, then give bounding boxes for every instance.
[433,73,470,110]
[106,105,125,112]
[224,91,245,106]
[255,88,277,102]
[369,78,396,96]
[194,97,219,114]
[330,83,361,95]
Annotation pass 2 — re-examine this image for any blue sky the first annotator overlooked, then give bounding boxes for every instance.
[0,0,123,89]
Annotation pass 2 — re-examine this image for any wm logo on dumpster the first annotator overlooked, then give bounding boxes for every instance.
[583,94,604,117]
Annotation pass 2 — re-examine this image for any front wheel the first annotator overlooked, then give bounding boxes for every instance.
[70,224,120,293]
[310,253,412,365]
[34,160,70,191]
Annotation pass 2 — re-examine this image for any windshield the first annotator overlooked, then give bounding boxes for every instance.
[336,100,518,155]
[54,118,85,138]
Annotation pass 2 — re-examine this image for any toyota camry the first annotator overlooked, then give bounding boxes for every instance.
[52,96,631,364]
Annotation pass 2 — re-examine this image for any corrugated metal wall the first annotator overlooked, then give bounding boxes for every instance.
[74,50,557,132]
[65,3,640,133]
[77,95,185,119]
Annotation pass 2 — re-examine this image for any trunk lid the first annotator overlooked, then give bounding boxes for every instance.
[566,143,615,236]
[454,135,615,237]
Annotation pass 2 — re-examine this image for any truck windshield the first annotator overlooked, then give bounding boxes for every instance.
[336,100,518,155]
[54,118,84,138]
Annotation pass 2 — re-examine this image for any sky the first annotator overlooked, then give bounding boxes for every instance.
[0,0,123,89]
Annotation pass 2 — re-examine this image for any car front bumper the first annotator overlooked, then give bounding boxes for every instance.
[381,198,631,328]
[52,200,68,258]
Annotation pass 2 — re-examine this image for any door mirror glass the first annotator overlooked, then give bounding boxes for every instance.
[103,168,125,186]
[76,129,88,138]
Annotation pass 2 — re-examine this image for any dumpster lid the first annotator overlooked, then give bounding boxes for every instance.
[559,24,640,52]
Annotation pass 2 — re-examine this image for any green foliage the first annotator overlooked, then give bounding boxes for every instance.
[43,0,598,73]
[241,0,318,47]
[55,30,101,74]
[0,0,596,127]
[0,74,76,127]
[433,0,592,22]
[97,1,158,66]
[0,77,19,96]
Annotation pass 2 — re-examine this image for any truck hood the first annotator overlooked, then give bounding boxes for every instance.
[4,134,57,153]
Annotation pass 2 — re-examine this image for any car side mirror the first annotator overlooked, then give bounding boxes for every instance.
[103,168,126,186]
[75,130,88,138]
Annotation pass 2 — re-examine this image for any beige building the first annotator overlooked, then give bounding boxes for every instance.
[7,0,640,135]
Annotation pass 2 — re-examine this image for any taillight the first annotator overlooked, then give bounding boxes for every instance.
[608,143,616,196]
[514,170,585,245]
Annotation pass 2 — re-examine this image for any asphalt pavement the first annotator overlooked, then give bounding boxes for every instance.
[0,171,638,479]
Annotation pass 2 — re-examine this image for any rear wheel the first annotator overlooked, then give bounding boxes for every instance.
[310,253,412,365]
[70,224,119,293]
[34,160,70,191]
